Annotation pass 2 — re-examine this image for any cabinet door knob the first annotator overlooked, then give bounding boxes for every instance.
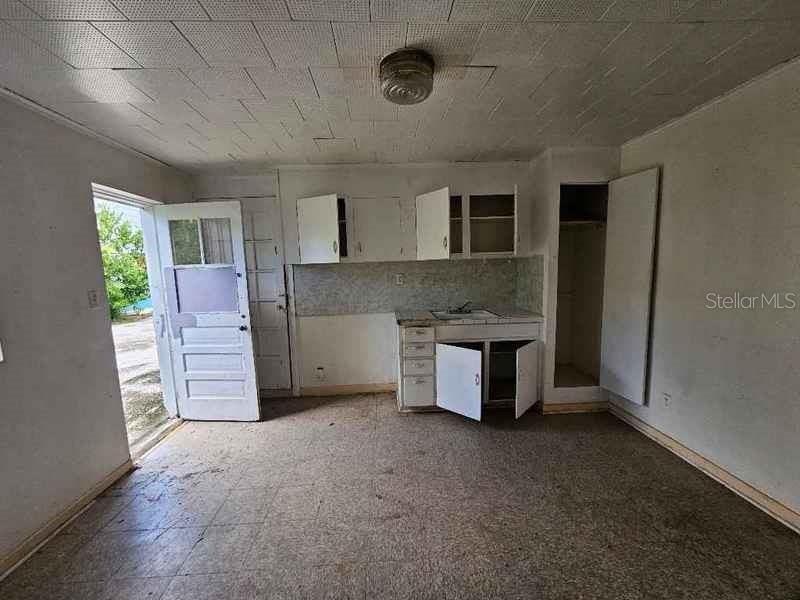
[239,325,249,332]
[332,240,338,254]
[474,373,480,386]
[442,236,448,249]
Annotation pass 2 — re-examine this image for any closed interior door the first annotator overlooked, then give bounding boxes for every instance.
[436,342,482,421]
[155,201,259,421]
[242,197,291,392]
[416,187,450,260]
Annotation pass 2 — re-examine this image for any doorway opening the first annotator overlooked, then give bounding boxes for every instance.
[92,185,175,455]
[555,184,608,388]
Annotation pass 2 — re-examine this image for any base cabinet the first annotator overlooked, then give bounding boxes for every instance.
[397,322,541,420]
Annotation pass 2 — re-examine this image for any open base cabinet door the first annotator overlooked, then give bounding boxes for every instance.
[515,340,540,419]
[154,201,260,422]
[436,342,482,421]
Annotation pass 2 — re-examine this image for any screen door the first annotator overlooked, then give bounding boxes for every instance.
[154,201,259,421]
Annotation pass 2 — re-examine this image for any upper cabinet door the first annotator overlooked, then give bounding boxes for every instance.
[600,168,660,406]
[436,342,482,421]
[350,197,404,262]
[515,340,539,419]
[297,194,339,264]
[416,187,450,260]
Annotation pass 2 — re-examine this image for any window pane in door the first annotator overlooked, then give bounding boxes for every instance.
[169,219,202,265]
[201,218,233,264]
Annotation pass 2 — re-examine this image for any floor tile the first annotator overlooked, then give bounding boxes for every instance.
[179,525,259,575]
[212,488,276,525]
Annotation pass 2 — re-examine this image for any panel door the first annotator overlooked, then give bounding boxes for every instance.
[436,343,482,421]
[154,201,259,421]
[350,196,404,262]
[515,340,540,419]
[297,193,339,264]
[416,187,450,260]
[600,168,660,406]
[242,197,291,391]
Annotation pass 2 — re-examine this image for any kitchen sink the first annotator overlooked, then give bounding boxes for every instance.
[432,309,499,321]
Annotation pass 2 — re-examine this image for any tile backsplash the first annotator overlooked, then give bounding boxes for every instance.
[293,256,543,316]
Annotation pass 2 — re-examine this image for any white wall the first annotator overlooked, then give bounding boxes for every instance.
[618,58,800,512]
[0,97,191,562]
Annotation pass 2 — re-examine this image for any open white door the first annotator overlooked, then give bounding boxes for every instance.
[416,187,450,260]
[515,340,539,419]
[436,343,482,421]
[600,168,660,406]
[297,194,339,264]
[154,201,259,421]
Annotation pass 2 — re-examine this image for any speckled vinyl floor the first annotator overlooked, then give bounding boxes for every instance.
[2,394,798,599]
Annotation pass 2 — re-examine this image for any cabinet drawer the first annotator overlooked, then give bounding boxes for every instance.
[403,327,434,343]
[404,358,434,376]
[404,342,434,358]
[403,375,435,407]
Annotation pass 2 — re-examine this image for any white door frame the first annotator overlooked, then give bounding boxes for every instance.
[91,183,178,417]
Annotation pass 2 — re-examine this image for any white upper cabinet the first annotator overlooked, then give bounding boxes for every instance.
[416,187,450,260]
[350,197,405,262]
[297,194,339,264]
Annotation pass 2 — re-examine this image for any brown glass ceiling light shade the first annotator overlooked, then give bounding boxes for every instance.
[380,49,435,105]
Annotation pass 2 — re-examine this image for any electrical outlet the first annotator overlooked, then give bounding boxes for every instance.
[87,289,101,309]
[395,273,405,286]
[314,367,327,382]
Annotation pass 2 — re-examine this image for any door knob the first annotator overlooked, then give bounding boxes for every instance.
[239,325,249,331]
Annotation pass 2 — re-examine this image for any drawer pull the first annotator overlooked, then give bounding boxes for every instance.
[475,373,480,386]
[415,378,426,385]
[415,362,424,368]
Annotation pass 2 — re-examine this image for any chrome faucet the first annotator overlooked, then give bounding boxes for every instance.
[451,301,472,314]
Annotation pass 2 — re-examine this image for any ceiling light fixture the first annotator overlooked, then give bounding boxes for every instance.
[380,49,435,106]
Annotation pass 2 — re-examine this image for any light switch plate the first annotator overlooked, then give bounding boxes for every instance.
[395,273,405,286]
[87,289,101,309]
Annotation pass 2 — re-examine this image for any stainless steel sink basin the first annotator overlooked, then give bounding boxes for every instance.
[432,309,498,321]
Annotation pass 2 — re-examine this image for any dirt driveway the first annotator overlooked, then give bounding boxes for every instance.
[112,314,169,447]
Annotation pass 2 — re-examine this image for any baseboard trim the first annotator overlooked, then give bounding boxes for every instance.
[0,459,134,579]
[300,383,396,397]
[542,401,609,414]
[610,405,800,535]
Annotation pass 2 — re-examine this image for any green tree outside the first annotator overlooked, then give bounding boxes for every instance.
[96,205,150,320]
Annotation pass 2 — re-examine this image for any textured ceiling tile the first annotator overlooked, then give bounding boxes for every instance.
[242,98,303,122]
[348,96,397,121]
[677,0,767,21]
[286,0,369,20]
[329,118,373,137]
[176,22,272,68]
[12,22,139,69]
[532,22,626,67]
[311,66,378,97]
[112,0,208,19]
[247,67,318,97]
[95,22,207,68]
[752,0,800,19]
[295,97,349,120]
[450,0,535,22]
[282,118,333,138]
[119,69,209,102]
[526,0,614,21]
[601,0,695,21]
[51,102,162,128]
[332,22,405,67]
[0,67,152,103]
[200,0,291,19]
[0,21,67,67]
[476,65,553,105]
[472,23,556,67]
[0,0,40,19]
[370,0,452,21]
[131,101,209,125]
[23,0,123,19]
[184,68,263,100]
[599,23,694,70]
[187,100,255,123]
[407,23,482,65]
[255,21,338,68]
[315,137,356,151]
[434,66,494,97]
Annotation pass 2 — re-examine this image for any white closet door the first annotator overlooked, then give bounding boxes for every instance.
[515,340,539,418]
[600,168,660,406]
[436,343,482,421]
[416,187,450,260]
[297,194,339,264]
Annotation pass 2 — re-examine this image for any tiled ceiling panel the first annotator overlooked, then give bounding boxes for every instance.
[449,0,535,22]
[255,21,338,67]
[199,0,291,20]
[94,22,207,68]
[184,68,264,100]
[286,0,370,21]
[11,22,140,69]
[369,0,452,21]
[0,0,798,170]
[22,0,124,19]
[332,22,405,66]
[111,0,209,20]
[176,22,273,67]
